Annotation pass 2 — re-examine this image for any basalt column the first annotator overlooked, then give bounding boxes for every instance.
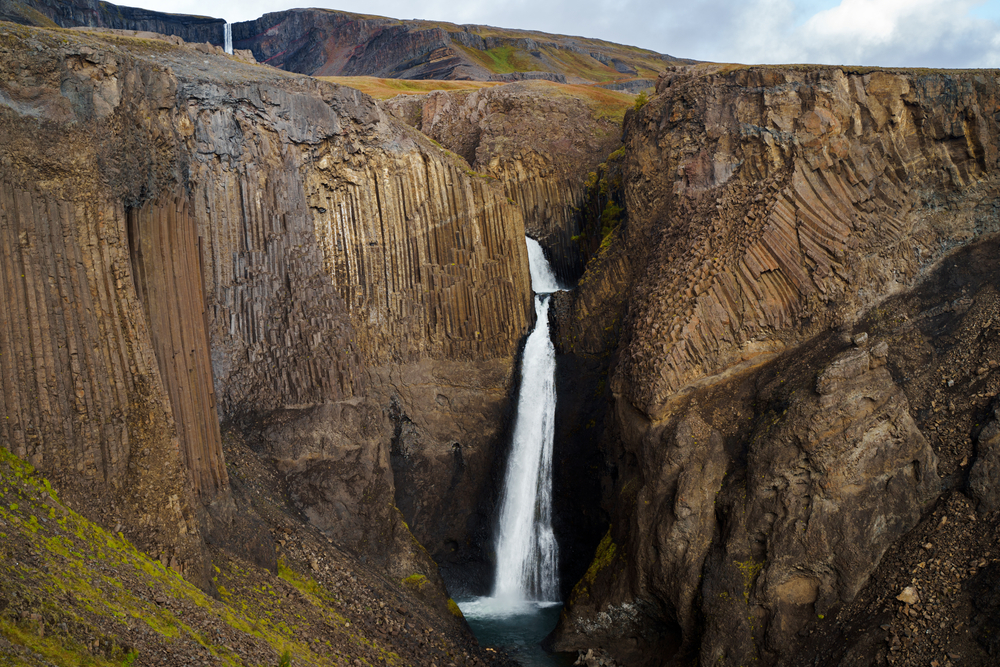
[0,181,211,588]
[126,195,228,503]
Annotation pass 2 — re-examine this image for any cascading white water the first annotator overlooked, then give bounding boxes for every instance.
[491,237,560,603]
[525,237,560,294]
[455,237,567,665]
[224,23,233,55]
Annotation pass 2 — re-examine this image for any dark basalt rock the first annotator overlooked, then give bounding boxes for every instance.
[1,0,225,44]
[550,65,1000,665]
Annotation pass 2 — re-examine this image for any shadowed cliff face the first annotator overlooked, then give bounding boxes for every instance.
[0,0,225,44]
[0,23,532,599]
[551,65,1000,665]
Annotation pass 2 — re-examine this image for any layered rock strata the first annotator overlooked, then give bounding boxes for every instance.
[233,8,685,84]
[0,0,225,44]
[552,65,1000,665]
[0,23,532,596]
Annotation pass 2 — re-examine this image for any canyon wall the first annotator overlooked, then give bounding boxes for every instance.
[552,65,1000,665]
[0,0,225,44]
[0,24,532,594]
[383,82,636,589]
[383,81,629,283]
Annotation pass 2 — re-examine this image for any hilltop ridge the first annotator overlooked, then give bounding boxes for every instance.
[233,8,691,84]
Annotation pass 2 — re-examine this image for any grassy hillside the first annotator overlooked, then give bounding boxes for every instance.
[242,7,688,84]
[328,75,636,125]
[0,447,489,666]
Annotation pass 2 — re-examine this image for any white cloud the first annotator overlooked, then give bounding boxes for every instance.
[718,0,1000,66]
[111,0,1000,68]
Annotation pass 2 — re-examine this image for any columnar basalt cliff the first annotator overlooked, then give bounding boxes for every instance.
[8,10,1000,665]
[382,81,631,282]
[618,67,1000,418]
[0,22,532,605]
[382,83,635,587]
[551,65,1000,665]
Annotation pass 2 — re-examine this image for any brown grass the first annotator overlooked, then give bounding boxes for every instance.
[318,76,500,99]
[530,81,635,122]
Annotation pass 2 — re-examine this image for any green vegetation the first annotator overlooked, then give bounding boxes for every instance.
[456,44,541,74]
[566,527,619,607]
[600,200,624,249]
[575,146,627,257]
[734,558,765,604]
[446,599,463,619]
[633,89,649,111]
[277,558,334,604]
[541,47,618,83]
[0,614,129,666]
[401,574,429,591]
[582,529,618,586]
[0,447,410,666]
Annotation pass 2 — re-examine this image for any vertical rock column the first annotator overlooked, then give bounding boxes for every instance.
[127,194,228,501]
[0,184,137,478]
[0,180,210,586]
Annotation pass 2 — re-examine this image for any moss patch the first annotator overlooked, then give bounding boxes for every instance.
[0,447,413,666]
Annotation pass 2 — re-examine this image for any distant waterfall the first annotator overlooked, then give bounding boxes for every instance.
[224,23,233,55]
[492,236,560,602]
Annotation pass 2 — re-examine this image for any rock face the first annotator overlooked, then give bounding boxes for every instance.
[1,0,225,44]
[383,81,629,283]
[618,66,1000,420]
[233,8,687,84]
[0,23,531,595]
[383,83,635,588]
[698,343,938,665]
[551,65,1000,665]
[970,398,1000,512]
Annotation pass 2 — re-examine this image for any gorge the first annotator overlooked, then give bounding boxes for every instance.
[0,4,999,667]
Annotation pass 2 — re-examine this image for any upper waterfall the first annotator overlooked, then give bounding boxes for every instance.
[526,237,560,294]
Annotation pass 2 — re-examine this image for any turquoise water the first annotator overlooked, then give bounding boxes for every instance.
[456,597,576,667]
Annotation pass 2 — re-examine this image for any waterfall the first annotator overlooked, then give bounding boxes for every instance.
[491,236,560,603]
[525,237,560,293]
[224,23,233,55]
[454,237,565,664]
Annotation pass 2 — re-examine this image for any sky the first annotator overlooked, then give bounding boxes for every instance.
[129,0,1000,68]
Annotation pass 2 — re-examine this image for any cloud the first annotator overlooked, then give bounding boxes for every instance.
[719,0,1000,67]
[119,0,1000,68]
